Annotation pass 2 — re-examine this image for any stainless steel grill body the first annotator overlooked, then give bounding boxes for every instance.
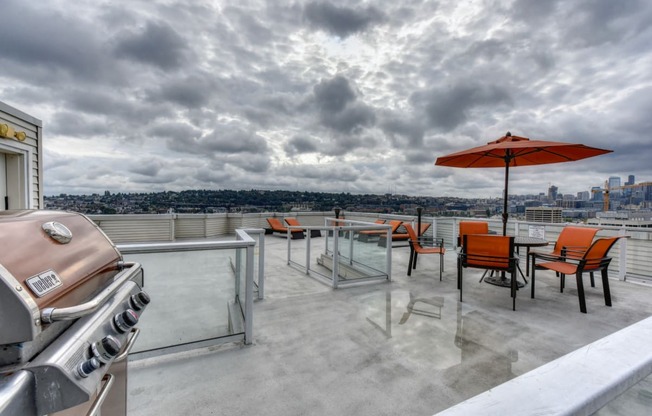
[0,210,150,415]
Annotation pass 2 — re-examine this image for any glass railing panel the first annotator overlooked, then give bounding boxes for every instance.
[296,221,390,286]
[336,229,388,281]
[122,248,246,353]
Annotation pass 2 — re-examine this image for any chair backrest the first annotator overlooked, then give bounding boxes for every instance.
[387,220,403,233]
[267,217,287,231]
[404,223,419,244]
[582,236,624,270]
[463,234,514,270]
[553,226,600,256]
[458,221,489,247]
[284,217,303,229]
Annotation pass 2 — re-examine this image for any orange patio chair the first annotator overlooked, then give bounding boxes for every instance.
[358,220,402,242]
[458,234,518,311]
[405,224,445,280]
[458,221,491,283]
[529,226,599,280]
[457,221,490,248]
[530,236,627,313]
[266,217,304,239]
[285,217,321,237]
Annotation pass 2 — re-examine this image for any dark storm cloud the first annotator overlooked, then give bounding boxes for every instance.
[560,0,646,48]
[0,0,106,81]
[313,76,377,134]
[149,75,216,108]
[113,21,188,70]
[380,115,425,148]
[304,2,386,38]
[511,0,559,22]
[167,125,268,156]
[320,103,376,134]
[284,136,319,156]
[314,76,357,113]
[225,154,270,173]
[322,134,375,157]
[414,84,513,132]
[49,112,111,137]
[148,122,202,140]
[129,159,164,177]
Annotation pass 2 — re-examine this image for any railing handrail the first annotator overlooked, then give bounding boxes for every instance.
[117,236,256,253]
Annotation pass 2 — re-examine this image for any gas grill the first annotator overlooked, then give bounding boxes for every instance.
[0,210,150,415]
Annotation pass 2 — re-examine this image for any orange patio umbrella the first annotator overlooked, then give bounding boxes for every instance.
[435,132,612,235]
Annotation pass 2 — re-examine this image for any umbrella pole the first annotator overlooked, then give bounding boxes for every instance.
[502,159,510,236]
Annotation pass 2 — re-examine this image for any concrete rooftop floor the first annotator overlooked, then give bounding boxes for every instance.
[128,235,652,416]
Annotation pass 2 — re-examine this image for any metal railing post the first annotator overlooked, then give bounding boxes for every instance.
[244,244,254,344]
[348,229,354,265]
[386,227,392,281]
[235,248,241,299]
[258,232,265,299]
[306,231,311,275]
[287,228,291,265]
[619,225,627,281]
[332,232,339,288]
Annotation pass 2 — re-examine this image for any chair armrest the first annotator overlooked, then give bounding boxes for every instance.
[418,237,444,248]
[561,246,590,258]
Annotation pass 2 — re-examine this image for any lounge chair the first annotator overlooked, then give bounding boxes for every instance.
[266,218,304,239]
[379,223,431,247]
[358,220,402,242]
[285,217,321,237]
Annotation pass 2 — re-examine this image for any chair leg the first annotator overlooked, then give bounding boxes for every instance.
[601,269,612,307]
[459,267,463,302]
[560,274,565,293]
[439,252,443,281]
[457,256,461,290]
[413,252,419,269]
[590,272,595,287]
[576,272,587,313]
[511,270,516,311]
[407,248,415,276]
[531,266,536,299]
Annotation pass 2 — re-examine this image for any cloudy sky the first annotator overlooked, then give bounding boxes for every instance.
[1,0,651,198]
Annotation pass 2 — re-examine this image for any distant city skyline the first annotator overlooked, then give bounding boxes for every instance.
[2,1,652,197]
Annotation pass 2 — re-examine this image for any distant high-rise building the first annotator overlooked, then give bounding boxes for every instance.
[591,186,603,202]
[609,176,622,198]
[548,185,558,201]
[577,191,590,201]
[626,175,635,186]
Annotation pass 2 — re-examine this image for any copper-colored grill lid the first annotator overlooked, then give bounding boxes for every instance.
[0,210,122,310]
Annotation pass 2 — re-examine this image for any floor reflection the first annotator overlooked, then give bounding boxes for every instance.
[399,292,444,324]
[362,288,520,394]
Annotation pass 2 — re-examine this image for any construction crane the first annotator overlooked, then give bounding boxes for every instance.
[592,181,652,211]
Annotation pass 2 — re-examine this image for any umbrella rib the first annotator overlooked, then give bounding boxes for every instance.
[512,147,575,161]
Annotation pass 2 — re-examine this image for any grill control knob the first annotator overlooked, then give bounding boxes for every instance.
[129,291,151,311]
[91,335,122,364]
[113,309,139,333]
[78,357,101,378]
